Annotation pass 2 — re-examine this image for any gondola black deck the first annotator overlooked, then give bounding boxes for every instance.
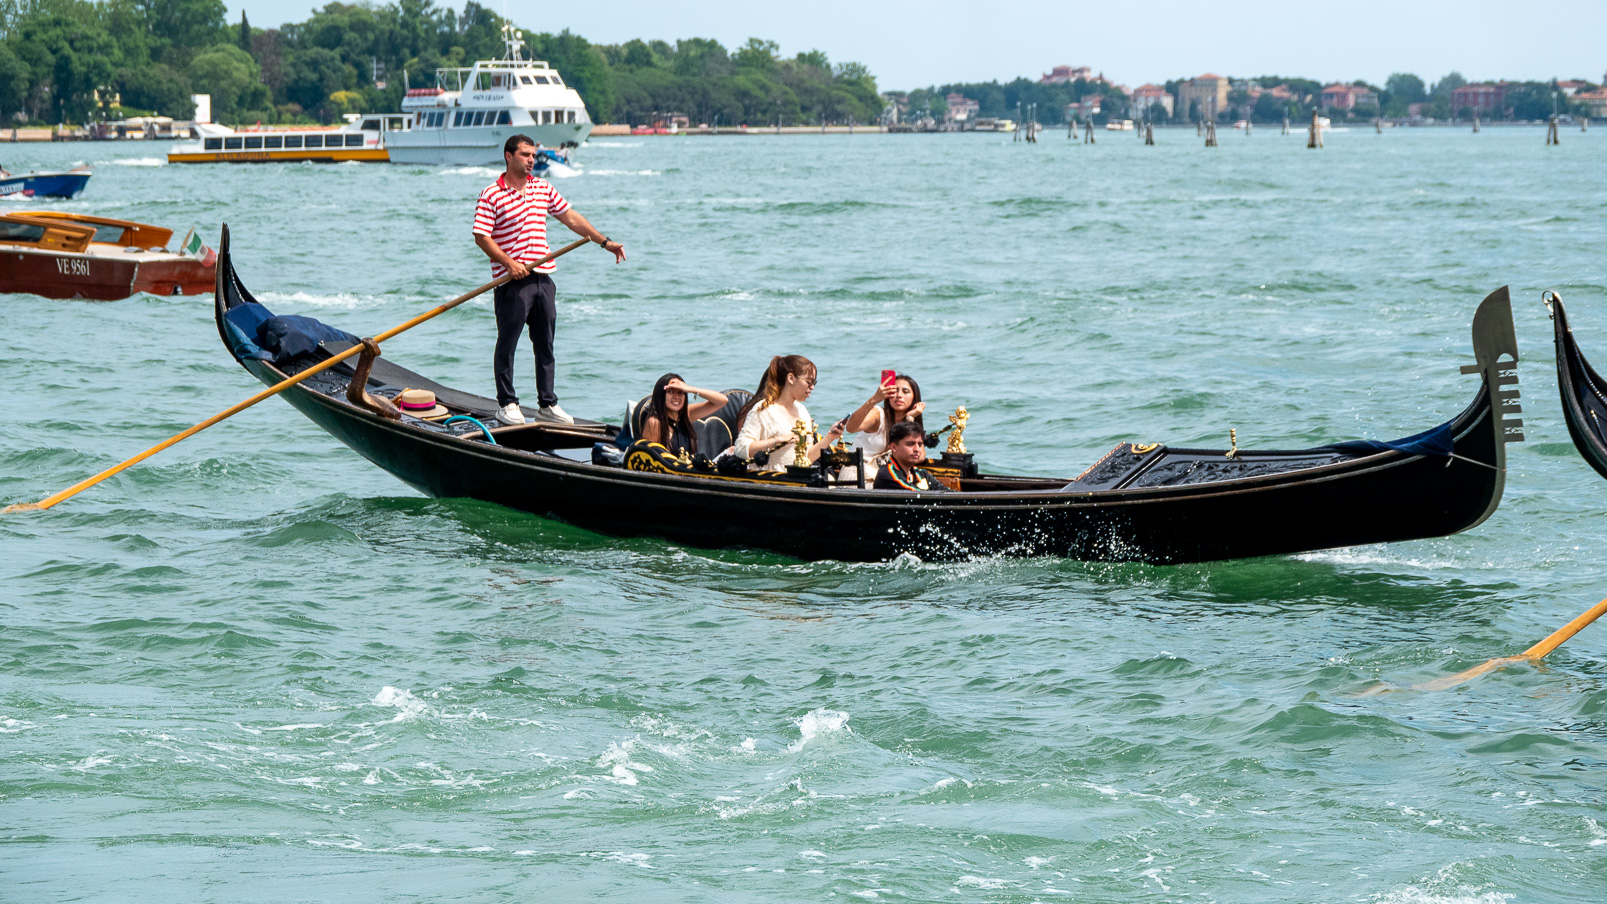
[1546,293,1607,482]
[215,226,1524,563]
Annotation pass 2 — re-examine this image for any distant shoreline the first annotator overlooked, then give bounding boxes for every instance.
[590,120,1583,137]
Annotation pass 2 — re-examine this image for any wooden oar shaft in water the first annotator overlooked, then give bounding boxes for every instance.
[2,238,590,514]
[1410,597,1607,692]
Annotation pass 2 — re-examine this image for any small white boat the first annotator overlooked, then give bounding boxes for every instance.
[168,118,391,164]
[1105,119,1135,131]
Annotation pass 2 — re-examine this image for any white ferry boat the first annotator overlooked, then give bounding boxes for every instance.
[388,24,592,165]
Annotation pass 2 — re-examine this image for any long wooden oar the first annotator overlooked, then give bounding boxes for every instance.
[2,238,590,514]
[1410,597,1607,691]
[1361,597,1607,695]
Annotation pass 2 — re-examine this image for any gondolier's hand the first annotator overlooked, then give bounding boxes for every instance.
[506,259,531,280]
[595,236,625,263]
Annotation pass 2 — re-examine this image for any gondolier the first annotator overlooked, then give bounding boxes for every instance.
[474,134,624,425]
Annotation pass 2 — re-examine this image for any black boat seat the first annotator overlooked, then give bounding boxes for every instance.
[619,389,751,452]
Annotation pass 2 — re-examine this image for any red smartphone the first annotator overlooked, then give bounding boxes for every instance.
[880,369,896,389]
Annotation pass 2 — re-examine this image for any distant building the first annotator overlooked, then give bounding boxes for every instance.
[1041,65,1093,85]
[1247,84,1294,102]
[1450,83,1507,116]
[1064,95,1103,120]
[945,92,979,123]
[1557,80,1590,97]
[1129,83,1174,119]
[1176,73,1229,121]
[1574,89,1607,118]
[1321,84,1378,110]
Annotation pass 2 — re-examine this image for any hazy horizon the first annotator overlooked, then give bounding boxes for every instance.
[226,0,1607,91]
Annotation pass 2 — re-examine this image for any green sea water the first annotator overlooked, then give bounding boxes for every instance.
[2,126,1605,903]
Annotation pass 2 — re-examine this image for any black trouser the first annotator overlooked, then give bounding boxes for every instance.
[492,272,557,408]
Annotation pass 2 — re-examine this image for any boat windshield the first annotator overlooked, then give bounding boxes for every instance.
[0,222,45,242]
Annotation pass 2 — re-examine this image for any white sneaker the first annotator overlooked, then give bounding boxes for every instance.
[498,402,526,425]
[535,403,574,424]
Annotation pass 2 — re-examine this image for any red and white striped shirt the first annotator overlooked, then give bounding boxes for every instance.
[472,174,571,278]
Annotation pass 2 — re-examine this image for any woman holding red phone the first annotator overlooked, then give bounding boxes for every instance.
[842,372,935,480]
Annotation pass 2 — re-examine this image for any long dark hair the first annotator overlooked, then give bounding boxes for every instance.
[646,372,695,453]
[881,373,925,438]
[736,354,816,431]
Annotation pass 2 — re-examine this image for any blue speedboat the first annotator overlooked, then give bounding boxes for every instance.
[0,169,92,199]
[531,147,572,177]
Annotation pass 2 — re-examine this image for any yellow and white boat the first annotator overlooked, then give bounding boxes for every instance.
[166,115,411,164]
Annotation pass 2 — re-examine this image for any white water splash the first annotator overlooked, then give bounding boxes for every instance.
[370,686,428,722]
[789,708,850,752]
[596,740,654,785]
[106,157,166,167]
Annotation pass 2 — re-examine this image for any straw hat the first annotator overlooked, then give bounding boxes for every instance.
[396,388,449,419]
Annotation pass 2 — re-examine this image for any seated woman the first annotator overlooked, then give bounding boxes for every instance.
[875,421,949,492]
[640,374,728,456]
[732,354,845,470]
[842,372,936,482]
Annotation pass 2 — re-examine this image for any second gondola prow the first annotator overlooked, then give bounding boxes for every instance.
[1544,290,1607,481]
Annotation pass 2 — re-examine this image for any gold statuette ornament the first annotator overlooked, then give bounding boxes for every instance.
[946,406,970,455]
[792,419,812,468]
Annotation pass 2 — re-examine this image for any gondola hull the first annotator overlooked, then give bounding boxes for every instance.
[1548,294,1607,481]
[216,227,1523,564]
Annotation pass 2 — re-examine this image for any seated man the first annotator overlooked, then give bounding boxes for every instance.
[874,421,949,492]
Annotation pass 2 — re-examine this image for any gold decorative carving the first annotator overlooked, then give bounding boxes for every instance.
[946,406,969,455]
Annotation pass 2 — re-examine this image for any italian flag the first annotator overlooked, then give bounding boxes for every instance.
[180,229,216,266]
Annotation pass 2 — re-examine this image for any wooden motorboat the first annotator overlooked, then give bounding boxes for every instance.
[1545,292,1607,481]
[214,225,1525,563]
[0,212,214,300]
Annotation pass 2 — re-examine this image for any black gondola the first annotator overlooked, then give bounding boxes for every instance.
[1545,292,1607,481]
[214,226,1525,564]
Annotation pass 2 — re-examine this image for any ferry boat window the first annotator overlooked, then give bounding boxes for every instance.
[566,111,576,123]
[433,112,446,127]
[285,135,303,148]
[244,136,263,149]
[551,75,563,86]
[361,119,380,131]
[265,135,283,148]
[305,135,323,148]
[473,111,488,126]
[453,112,464,127]
[224,136,243,149]
[541,110,552,124]
[520,76,533,85]
[532,75,550,85]
[204,138,222,150]
[386,117,405,131]
[497,111,512,125]
[345,134,364,147]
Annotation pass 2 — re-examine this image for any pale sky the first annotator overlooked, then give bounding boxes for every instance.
[230,0,1607,90]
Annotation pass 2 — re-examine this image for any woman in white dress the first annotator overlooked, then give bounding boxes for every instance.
[732,354,845,470]
[841,372,933,481]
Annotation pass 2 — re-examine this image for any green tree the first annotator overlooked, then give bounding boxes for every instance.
[117,62,193,117]
[733,38,776,72]
[0,43,29,120]
[188,43,264,122]
[133,0,226,67]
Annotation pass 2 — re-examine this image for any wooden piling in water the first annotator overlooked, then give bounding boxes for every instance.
[1307,109,1322,148]
[1204,120,1217,146]
[1282,116,1289,135]
[1472,116,1479,133]
[1145,121,1154,145]
[1547,116,1560,145]
[1085,120,1094,143]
